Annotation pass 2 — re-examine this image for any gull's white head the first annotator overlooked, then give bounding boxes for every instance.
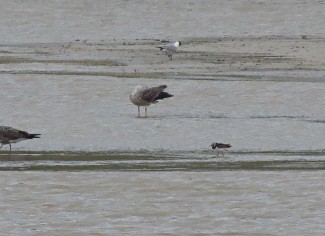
[131,85,147,96]
[174,41,182,47]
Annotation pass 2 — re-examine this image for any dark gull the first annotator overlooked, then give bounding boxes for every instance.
[211,142,232,156]
[157,41,182,60]
[0,126,41,151]
[130,85,173,117]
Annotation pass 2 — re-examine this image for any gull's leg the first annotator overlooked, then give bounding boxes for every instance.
[145,107,148,117]
[137,106,140,118]
[167,52,173,60]
[9,143,11,152]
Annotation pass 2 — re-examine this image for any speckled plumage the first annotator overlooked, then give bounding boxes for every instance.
[130,85,173,117]
[0,126,41,151]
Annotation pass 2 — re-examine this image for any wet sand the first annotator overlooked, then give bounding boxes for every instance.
[1,36,325,81]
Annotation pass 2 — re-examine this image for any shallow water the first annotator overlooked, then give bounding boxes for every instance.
[1,74,325,152]
[0,170,324,235]
[1,0,325,44]
[1,1,325,235]
[0,151,324,235]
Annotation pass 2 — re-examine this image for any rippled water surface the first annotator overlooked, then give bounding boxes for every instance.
[0,152,324,235]
[1,0,325,235]
[1,0,325,43]
[0,169,324,235]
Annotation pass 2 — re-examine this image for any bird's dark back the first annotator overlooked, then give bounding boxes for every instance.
[211,143,231,149]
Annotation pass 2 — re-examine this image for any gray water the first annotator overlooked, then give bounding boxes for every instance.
[1,74,325,152]
[0,171,324,235]
[0,0,325,235]
[0,0,325,43]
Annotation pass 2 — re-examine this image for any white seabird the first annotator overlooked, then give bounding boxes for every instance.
[157,41,182,60]
[0,126,41,151]
[130,85,173,117]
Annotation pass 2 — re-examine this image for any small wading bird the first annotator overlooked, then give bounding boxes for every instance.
[0,126,41,151]
[157,41,182,60]
[211,142,232,157]
[130,85,173,118]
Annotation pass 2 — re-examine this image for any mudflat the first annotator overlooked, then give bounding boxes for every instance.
[1,36,324,81]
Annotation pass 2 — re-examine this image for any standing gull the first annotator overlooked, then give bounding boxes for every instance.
[157,41,182,60]
[130,85,173,117]
[0,126,41,151]
[211,142,232,157]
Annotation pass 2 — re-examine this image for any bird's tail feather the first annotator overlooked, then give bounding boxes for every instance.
[155,92,173,100]
[28,134,41,139]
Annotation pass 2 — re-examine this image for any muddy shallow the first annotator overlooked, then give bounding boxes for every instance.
[1,36,325,152]
[1,1,325,235]
[1,72,325,152]
[1,171,324,235]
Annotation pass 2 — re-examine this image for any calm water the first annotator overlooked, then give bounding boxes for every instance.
[1,75,325,152]
[1,0,325,235]
[0,0,325,44]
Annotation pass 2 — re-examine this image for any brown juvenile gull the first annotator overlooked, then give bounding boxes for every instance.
[0,126,41,151]
[130,85,173,117]
[157,41,182,60]
[211,142,232,157]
